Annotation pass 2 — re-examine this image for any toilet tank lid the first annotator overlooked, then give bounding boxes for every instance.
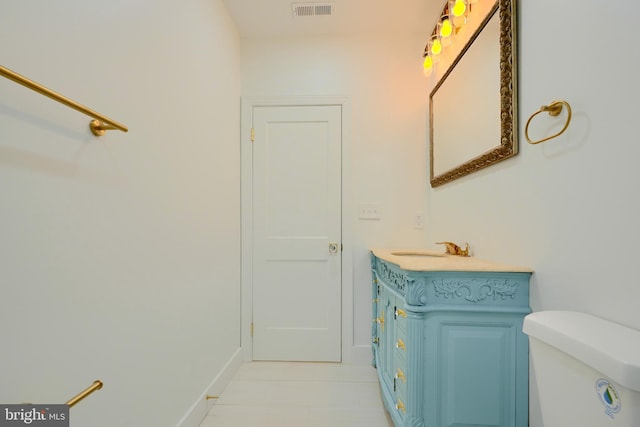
[523,311,640,392]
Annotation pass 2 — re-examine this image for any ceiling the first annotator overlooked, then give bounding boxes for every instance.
[221,0,443,38]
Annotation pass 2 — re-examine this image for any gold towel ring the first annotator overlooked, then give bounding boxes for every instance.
[525,100,572,144]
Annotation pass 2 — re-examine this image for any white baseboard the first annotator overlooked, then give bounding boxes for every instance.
[175,347,244,427]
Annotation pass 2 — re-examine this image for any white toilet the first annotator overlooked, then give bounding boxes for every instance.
[523,311,640,426]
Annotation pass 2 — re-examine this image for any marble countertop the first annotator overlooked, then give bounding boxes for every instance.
[371,248,533,273]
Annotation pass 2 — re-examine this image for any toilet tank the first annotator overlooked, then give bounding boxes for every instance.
[523,311,640,426]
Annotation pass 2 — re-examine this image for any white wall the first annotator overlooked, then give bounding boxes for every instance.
[242,33,431,350]
[0,1,241,426]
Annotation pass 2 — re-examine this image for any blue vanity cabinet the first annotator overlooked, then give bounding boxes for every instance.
[371,251,532,427]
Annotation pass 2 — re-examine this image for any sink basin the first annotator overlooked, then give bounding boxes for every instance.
[390,250,446,257]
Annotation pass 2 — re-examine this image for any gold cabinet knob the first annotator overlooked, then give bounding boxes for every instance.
[396,338,406,350]
[395,308,407,318]
[396,399,406,413]
[395,368,406,382]
[375,313,385,331]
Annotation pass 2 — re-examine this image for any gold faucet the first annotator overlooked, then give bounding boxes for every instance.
[436,242,470,257]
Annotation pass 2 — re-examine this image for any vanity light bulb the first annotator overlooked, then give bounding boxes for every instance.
[439,18,453,38]
[423,55,434,76]
[430,38,442,55]
[452,0,466,17]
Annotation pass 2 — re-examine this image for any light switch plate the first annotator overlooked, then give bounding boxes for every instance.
[359,203,380,220]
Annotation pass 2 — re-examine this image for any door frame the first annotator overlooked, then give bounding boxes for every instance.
[241,95,356,363]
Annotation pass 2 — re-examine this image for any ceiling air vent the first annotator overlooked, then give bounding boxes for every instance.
[292,2,334,17]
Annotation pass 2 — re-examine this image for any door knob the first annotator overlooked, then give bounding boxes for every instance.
[329,242,339,254]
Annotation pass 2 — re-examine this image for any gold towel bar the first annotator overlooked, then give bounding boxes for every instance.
[0,65,128,136]
[65,380,103,408]
[525,100,572,144]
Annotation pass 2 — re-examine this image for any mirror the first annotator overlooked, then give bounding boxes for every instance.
[429,0,517,187]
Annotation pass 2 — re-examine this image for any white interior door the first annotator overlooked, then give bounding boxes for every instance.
[252,105,342,362]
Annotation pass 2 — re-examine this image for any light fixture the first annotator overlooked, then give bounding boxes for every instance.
[422,0,476,77]
[439,17,453,39]
[451,0,467,17]
[430,36,443,56]
[438,5,453,47]
[450,0,469,28]
[423,55,434,77]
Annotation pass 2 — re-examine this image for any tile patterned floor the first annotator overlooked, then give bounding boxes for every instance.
[199,362,393,427]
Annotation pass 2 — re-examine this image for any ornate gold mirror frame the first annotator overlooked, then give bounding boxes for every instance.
[429,0,517,187]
